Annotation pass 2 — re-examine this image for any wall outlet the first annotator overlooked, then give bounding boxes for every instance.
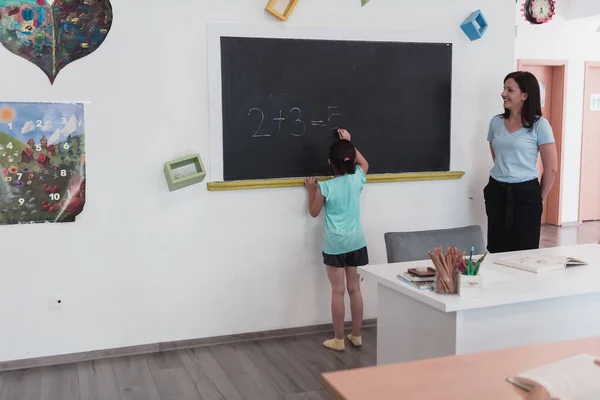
[49,295,63,311]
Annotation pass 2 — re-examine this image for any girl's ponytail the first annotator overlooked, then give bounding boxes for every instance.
[341,158,355,174]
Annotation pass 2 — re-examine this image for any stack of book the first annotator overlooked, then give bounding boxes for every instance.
[397,267,435,291]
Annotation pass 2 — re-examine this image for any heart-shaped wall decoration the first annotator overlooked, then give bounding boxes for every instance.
[0,0,113,84]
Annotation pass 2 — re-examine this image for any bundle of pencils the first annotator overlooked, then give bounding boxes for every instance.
[427,247,464,294]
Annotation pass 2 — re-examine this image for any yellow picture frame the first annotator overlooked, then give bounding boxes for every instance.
[265,0,300,21]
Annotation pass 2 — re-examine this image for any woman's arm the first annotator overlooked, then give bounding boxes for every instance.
[304,177,324,218]
[489,143,496,161]
[539,143,558,199]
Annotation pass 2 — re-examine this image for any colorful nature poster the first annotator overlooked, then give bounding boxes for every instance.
[0,0,113,84]
[0,102,85,225]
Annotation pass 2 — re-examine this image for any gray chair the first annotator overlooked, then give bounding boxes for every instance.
[384,225,485,263]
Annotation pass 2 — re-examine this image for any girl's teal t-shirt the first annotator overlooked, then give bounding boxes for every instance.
[318,166,367,255]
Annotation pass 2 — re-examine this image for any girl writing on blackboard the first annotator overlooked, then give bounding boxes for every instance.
[304,129,369,352]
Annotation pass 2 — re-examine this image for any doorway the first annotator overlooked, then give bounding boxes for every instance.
[579,62,600,223]
[517,60,567,226]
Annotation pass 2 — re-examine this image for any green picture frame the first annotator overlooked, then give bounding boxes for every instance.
[164,154,206,192]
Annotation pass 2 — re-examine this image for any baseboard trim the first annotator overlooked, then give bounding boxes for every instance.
[0,318,377,372]
[559,221,580,227]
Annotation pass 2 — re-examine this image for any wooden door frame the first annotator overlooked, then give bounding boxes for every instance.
[517,59,568,226]
[578,61,600,223]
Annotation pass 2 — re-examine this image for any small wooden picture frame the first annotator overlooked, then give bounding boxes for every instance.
[265,0,300,21]
[164,154,206,192]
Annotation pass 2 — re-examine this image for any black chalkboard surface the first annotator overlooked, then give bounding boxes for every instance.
[220,36,452,181]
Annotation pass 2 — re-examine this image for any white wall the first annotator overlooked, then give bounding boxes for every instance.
[567,0,600,20]
[515,5,600,223]
[0,0,515,363]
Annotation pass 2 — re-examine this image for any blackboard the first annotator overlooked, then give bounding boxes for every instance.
[220,36,452,181]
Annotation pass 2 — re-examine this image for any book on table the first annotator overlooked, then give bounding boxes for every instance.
[493,253,587,273]
[396,271,434,290]
[507,353,600,399]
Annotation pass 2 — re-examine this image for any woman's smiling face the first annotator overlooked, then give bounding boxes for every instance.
[502,78,528,112]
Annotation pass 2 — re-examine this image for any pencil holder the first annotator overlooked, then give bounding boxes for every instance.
[433,272,457,295]
[458,273,483,298]
[428,246,462,295]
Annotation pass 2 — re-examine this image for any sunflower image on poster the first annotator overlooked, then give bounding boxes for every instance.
[0,102,85,225]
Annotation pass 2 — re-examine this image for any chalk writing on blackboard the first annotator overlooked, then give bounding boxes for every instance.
[273,110,285,132]
[289,107,306,137]
[247,106,341,138]
[248,108,270,138]
[328,106,341,130]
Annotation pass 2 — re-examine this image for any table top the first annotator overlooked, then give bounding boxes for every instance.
[358,243,600,312]
[321,336,600,400]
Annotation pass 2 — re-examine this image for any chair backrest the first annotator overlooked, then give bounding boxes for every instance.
[384,225,485,263]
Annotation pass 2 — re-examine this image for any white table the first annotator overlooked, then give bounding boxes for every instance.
[359,243,600,365]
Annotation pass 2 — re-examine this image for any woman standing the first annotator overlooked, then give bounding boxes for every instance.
[484,71,558,253]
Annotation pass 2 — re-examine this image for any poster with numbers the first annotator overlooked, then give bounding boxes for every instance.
[0,102,86,225]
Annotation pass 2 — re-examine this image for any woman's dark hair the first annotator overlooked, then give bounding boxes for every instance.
[501,71,542,128]
[329,139,356,175]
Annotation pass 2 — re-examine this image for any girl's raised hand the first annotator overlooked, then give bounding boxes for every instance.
[338,128,351,141]
[304,177,318,191]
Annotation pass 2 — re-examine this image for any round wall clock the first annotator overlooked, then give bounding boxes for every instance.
[522,0,556,24]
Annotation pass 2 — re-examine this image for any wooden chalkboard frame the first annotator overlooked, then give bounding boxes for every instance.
[208,171,464,191]
[206,24,465,190]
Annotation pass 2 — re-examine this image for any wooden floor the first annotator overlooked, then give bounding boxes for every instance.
[0,328,377,400]
[0,222,598,400]
[540,221,600,248]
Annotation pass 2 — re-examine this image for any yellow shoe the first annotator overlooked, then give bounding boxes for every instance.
[347,334,363,347]
[323,338,345,351]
